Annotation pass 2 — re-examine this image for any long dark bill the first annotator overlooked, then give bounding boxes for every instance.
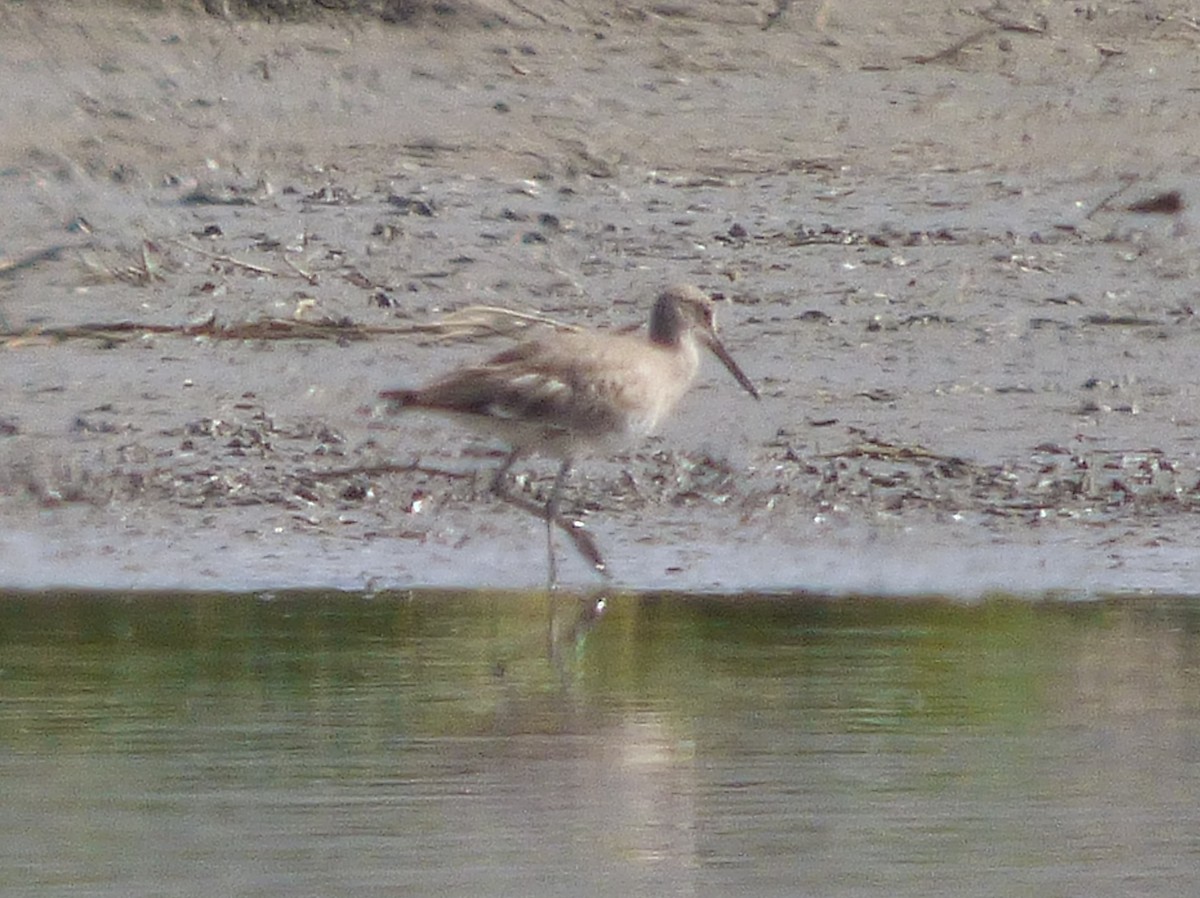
[703,333,760,400]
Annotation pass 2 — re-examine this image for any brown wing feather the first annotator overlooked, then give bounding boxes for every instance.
[387,334,631,436]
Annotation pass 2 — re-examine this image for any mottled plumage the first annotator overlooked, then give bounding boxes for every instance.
[379,284,759,582]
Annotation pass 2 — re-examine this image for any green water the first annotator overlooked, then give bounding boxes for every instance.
[2,591,1199,897]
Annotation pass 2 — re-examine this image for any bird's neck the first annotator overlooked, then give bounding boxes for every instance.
[648,298,683,346]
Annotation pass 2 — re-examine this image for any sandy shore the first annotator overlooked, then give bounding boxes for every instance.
[2,1,1200,596]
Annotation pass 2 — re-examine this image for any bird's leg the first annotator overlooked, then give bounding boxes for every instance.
[546,458,610,583]
[489,451,609,586]
[543,457,573,590]
[489,448,520,497]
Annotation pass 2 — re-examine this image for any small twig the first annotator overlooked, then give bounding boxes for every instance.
[506,0,549,24]
[291,461,463,483]
[977,6,1047,34]
[908,3,1047,66]
[416,305,579,341]
[169,238,291,278]
[907,26,998,64]
[283,255,318,285]
[0,304,581,348]
[1085,174,1139,220]
[0,316,371,346]
[0,245,66,278]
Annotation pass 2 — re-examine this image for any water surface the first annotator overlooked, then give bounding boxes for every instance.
[3,591,1199,897]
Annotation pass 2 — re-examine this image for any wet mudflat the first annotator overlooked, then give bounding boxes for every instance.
[4,5,1199,895]
[2,2,1200,594]
[3,589,1200,897]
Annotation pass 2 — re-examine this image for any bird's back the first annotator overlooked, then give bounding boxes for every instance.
[387,327,699,445]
